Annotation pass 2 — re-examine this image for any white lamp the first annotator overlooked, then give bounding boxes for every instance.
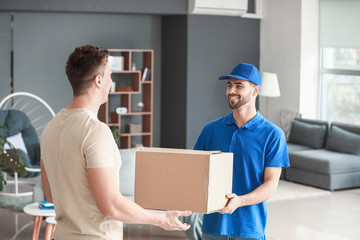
[260,72,281,118]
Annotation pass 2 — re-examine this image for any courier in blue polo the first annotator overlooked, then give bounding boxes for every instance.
[193,63,289,240]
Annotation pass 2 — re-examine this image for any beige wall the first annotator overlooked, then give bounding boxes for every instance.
[260,0,302,126]
[260,0,320,126]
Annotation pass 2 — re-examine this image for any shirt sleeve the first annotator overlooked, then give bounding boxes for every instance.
[193,127,206,150]
[265,129,290,168]
[83,123,117,168]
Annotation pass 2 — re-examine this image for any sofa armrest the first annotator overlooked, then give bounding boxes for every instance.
[119,147,144,197]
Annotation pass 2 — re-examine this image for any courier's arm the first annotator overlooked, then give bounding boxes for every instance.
[40,159,53,203]
[218,166,281,214]
[87,167,191,231]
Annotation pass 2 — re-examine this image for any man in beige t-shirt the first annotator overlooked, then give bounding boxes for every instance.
[40,44,191,239]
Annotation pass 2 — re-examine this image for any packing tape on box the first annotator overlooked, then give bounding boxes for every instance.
[115,107,128,114]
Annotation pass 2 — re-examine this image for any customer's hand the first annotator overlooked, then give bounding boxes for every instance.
[158,210,192,231]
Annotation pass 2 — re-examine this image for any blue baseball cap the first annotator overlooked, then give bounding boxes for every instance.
[218,63,262,88]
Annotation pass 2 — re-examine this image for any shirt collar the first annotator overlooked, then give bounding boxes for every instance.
[224,112,237,126]
[243,111,263,130]
[224,111,263,130]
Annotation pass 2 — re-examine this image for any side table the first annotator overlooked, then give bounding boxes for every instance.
[23,202,56,240]
[44,216,57,240]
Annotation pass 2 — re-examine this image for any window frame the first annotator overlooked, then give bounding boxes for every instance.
[319,47,360,123]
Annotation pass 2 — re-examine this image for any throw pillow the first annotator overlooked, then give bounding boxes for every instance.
[119,146,144,196]
[288,120,327,149]
[4,132,28,154]
[326,126,360,156]
[5,110,39,165]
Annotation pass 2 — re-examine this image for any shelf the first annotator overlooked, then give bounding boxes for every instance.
[98,49,153,149]
[118,112,151,116]
[110,112,151,123]
[112,70,141,74]
[120,132,152,137]
[109,91,140,95]
[108,49,153,53]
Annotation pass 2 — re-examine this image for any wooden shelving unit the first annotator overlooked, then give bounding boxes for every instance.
[98,49,153,149]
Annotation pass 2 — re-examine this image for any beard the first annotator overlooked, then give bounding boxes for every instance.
[228,91,252,109]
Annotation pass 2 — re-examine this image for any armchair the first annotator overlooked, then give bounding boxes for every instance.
[0,92,55,197]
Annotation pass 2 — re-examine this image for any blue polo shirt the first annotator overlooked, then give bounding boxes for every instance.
[194,111,289,239]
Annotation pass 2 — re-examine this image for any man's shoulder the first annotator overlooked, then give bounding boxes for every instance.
[85,117,110,135]
[43,109,108,135]
[259,118,285,139]
[205,113,232,128]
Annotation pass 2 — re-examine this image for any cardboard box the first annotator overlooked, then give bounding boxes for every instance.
[135,148,233,214]
[126,124,142,133]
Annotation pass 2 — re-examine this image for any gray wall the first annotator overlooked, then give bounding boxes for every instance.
[0,0,188,14]
[187,15,260,148]
[161,15,260,149]
[0,12,11,98]
[0,11,162,146]
[0,1,260,149]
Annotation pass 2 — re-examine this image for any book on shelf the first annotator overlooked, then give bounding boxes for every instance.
[144,69,151,81]
[142,67,148,81]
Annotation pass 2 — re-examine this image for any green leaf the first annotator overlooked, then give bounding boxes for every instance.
[0,171,6,191]
[0,124,28,188]
[110,126,120,142]
[0,152,27,175]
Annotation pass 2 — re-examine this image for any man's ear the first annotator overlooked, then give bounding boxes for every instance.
[253,85,261,96]
[94,75,102,88]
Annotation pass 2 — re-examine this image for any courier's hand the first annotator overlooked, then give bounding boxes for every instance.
[158,210,192,231]
[218,193,242,214]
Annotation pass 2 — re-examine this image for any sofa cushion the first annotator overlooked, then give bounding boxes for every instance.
[4,132,28,154]
[326,126,360,156]
[0,110,8,127]
[288,120,327,149]
[332,122,360,135]
[0,110,9,141]
[4,110,40,166]
[287,143,313,153]
[289,149,360,174]
[119,146,143,196]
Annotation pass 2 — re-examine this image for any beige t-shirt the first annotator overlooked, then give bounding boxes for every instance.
[40,108,123,240]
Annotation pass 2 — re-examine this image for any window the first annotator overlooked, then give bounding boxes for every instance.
[320,48,360,125]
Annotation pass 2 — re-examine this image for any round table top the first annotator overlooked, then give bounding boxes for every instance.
[23,202,56,217]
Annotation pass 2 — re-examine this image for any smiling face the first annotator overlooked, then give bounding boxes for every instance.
[226,77,257,109]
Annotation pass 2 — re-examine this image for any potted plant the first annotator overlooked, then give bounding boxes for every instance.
[110,126,120,147]
[0,124,27,191]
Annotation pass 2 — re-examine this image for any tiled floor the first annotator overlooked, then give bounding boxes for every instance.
[1,185,360,239]
[267,188,360,240]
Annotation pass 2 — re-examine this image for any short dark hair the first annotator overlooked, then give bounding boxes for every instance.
[65,44,110,96]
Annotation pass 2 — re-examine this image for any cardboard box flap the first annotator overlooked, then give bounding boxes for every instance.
[138,147,221,155]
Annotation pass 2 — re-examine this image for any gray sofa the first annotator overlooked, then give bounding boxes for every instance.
[285,118,360,191]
